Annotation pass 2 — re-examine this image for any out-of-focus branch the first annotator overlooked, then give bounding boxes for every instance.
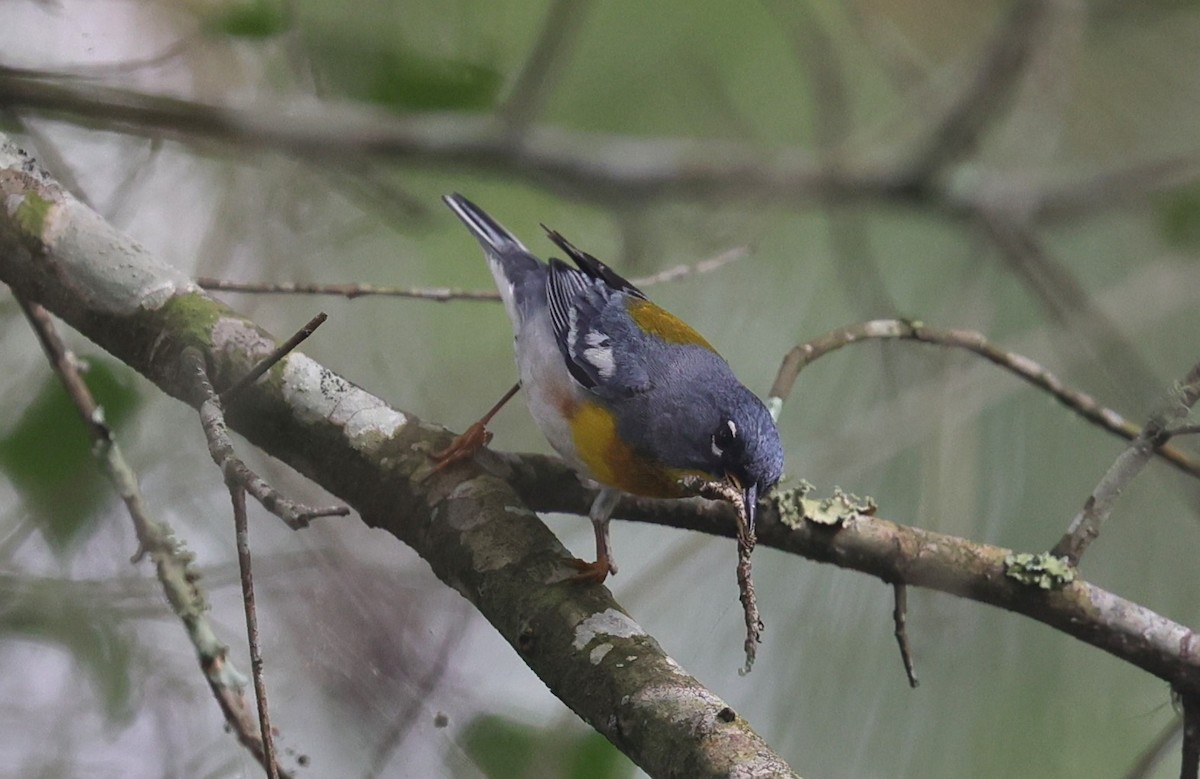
[977,212,1162,407]
[900,0,1051,178]
[4,65,1196,221]
[765,319,1200,480]
[499,0,594,132]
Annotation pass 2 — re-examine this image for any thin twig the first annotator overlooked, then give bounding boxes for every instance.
[220,312,327,401]
[892,583,919,688]
[766,319,1200,481]
[16,298,292,778]
[196,246,749,302]
[184,348,349,528]
[197,278,503,301]
[1051,360,1200,565]
[232,486,278,779]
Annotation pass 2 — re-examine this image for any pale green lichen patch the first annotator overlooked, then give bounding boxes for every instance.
[590,643,613,665]
[281,354,407,455]
[159,291,224,345]
[776,481,876,527]
[13,191,53,235]
[1004,552,1076,590]
[572,608,645,650]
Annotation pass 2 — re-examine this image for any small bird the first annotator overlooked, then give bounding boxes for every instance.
[438,194,784,583]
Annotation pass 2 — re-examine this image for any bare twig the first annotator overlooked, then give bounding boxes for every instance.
[16,298,292,778]
[196,246,748,302]
[183,348,349,528]
[1051,360,1200,565]
[221,312,327,401]
[232,486,278,779]
[197,277,503,301]
[892,583,919,688]
[767,319,1200,481]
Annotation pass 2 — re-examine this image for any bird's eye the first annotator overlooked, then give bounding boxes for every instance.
[711,418,737,456]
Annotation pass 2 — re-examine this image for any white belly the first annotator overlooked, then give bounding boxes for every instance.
[514,317,591,477]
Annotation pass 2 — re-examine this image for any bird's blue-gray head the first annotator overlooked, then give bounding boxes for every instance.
[706,386,784,532]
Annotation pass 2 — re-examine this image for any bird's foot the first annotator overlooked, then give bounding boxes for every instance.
[428,421,493,474]
[566,555,617,584]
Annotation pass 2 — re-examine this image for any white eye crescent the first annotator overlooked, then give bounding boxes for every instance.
[711,419,738,457]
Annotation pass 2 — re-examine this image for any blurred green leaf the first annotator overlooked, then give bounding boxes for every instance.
[462,715,537,779]
[0,581,136,722]
[1156,185,1200,250]
[310,41,501,113]
[204,0,291,39]
[460,713,630,779]
[0,357,140,553]
[567,730,629,779]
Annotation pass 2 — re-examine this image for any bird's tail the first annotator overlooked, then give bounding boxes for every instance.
[443,193,544,330]
[443,194,530,254]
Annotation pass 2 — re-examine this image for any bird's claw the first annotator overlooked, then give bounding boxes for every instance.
[429,421,493,474]
[566,555,617,584]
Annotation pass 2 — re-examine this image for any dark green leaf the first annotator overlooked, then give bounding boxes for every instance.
[461,715,537,779]
[1156,185,1200,250]
[310,40,501,113]
[0,357,140,552]
[205,0,291,39]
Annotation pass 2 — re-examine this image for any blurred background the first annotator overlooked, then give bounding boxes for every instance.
[2,0,1200,776]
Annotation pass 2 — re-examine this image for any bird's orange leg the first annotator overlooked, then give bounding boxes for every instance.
[568,488,621,584]
[429,382,520,474]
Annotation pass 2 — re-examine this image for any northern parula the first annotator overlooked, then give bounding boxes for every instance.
[441,194,784,582]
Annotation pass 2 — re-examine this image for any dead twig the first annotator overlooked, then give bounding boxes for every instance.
[183,346,348,528]
[892,583,919,688]
[767,319,1200,481]
[221,312,327,401]
[196,247,748,303]
[16,297,293,778]
[1051,360,1200,565]
[232,486,278,779]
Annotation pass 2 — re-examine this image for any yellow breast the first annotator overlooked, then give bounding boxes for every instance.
[568,400,707,498]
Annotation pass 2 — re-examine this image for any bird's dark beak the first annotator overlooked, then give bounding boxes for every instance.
[743,481,758,535]
[728,471,757,534]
